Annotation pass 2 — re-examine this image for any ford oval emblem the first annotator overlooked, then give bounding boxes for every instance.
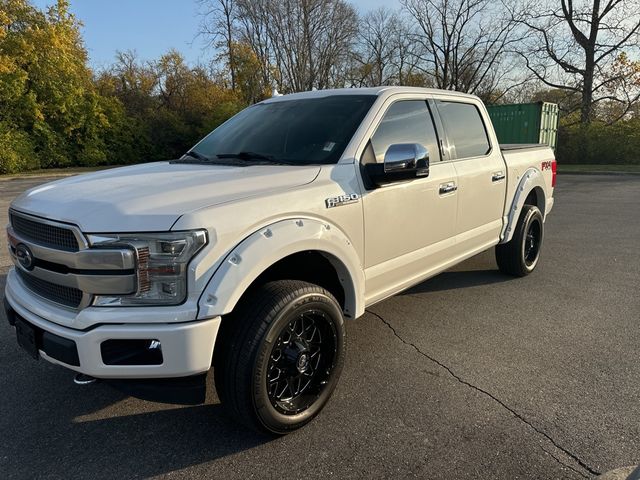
[15,244,35,271]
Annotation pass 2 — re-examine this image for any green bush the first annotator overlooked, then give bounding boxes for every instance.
[0,123,39,174]
[557,120,640,165]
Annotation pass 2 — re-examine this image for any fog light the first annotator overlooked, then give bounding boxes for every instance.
[101,339,163,365]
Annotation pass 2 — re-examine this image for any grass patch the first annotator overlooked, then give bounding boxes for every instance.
[558,164,640,174]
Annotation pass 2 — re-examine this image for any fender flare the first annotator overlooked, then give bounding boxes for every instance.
[197,218,365,320]
[500,168,547,244]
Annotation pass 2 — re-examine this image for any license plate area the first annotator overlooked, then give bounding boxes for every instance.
[15,318,40,360]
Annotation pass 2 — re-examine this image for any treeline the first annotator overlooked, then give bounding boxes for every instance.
[0,0,244,174]
[1,0,640,174]
[558,120,640,165]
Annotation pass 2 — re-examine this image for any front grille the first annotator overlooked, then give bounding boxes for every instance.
[10,212,79,252]
[16,269,83,308]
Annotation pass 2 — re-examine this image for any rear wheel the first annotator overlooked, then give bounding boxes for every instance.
[495,205,544,277]
[214,280,345,434]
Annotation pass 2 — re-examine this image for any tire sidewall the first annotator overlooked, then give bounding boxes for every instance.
[251,290,345,434]
[518,206,544,273]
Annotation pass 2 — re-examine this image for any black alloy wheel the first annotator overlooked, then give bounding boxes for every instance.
[523,216,542,267]
[496,204,545,276]
[214,280,346,434]
[267,310,338,415]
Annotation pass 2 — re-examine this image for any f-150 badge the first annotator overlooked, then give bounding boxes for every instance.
[325,193,360,208]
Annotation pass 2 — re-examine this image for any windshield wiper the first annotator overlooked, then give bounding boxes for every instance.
[182,150,211,161]
[216,151,278,162]
[178,150,292,166]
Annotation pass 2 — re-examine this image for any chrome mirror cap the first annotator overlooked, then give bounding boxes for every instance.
[384,143,429,175]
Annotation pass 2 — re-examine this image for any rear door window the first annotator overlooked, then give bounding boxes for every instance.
[436,101,491,159]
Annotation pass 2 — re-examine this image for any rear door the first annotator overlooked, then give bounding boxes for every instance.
[434,98,507,255]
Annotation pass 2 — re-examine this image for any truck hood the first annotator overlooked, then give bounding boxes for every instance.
[11,161,321,232]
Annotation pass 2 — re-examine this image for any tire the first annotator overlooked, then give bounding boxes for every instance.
[214,280,346,434]
[495,205,544,277]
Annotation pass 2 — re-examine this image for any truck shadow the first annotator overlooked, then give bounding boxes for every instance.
[399,249,512,296]
[402,268,511,295]
[0,271,274,478]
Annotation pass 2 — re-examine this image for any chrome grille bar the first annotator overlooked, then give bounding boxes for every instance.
[12,265,136,295]
[7,226,135,271]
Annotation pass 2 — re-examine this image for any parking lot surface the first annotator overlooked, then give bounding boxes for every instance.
[1,174,639,479]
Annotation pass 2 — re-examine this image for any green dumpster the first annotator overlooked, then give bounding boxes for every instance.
[486,102,559,149]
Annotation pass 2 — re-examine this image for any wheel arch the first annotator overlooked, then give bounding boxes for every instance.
[500,168,547,244]
[197,218,365,320]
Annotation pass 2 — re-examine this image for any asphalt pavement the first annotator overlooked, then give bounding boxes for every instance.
[0,174,639,479]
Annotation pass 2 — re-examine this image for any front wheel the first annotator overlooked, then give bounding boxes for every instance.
[214,280,346,434]
[495,205,544,277]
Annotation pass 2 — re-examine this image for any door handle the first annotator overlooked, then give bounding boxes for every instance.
[439,182,457,194]
[492,171,505,182]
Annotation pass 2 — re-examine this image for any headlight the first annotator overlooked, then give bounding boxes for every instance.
[87,230,207,306]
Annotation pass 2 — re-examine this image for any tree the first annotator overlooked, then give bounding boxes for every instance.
[0,0,117,172]
[100,50,157,116]
[199,0,358,93]
[529,87,582,114]
[515,0,640,124]
[234,0,274,94]
[255,0,359,92]
[96,49,244,162]
[198,0,237,90]
[230,41,271,103]
[351,8,417,87]
[401,0,520,99]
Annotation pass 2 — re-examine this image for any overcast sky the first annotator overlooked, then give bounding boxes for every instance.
[32,0,400,69]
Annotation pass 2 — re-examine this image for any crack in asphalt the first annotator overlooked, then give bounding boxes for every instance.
[366,309,601,478]
[542,448,590,479]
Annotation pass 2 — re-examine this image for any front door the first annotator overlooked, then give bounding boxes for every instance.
[361,99,458,304]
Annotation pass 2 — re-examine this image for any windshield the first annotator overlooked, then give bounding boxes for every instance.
[188,95,377,165]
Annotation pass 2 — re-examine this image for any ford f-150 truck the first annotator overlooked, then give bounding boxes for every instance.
[4,87,556,434]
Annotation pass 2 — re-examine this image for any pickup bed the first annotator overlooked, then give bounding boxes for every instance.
[4,86,555,433]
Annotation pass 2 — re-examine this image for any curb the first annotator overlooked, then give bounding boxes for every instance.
[0,173,79,181]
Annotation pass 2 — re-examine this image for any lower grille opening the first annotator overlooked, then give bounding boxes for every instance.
[101,339,163,366]
[16,269,83,308]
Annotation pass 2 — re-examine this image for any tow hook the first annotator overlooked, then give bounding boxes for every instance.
[73,373,97,385]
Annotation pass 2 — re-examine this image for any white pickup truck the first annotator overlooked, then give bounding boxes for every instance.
[4,87,556,433]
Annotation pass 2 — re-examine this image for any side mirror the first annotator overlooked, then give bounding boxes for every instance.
[384,143,430,175]
[365,143,430,187]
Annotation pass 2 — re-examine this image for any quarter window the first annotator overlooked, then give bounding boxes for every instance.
[437,101,491,159]
[370,100,440,163]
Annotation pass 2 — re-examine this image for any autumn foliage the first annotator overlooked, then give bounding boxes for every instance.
[0,0,244,174]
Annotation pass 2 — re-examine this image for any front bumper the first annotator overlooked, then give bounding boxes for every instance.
[4,278,221,379]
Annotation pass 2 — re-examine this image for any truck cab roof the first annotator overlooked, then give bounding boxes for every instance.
[261,86,481,104]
